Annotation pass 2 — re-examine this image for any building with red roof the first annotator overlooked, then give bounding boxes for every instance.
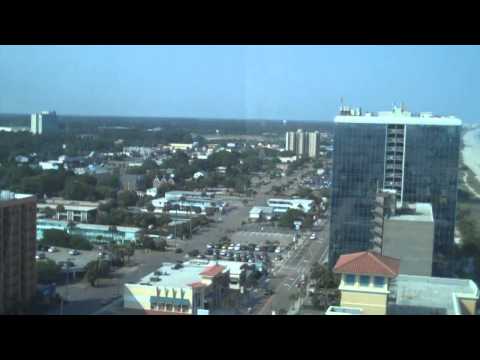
[332,251,400,315]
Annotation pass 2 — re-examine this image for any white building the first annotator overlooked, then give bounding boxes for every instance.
[30,111,58,135]
[38,161,63,171]
[249,206,275,221]
[146,187,158,198]
[193,171,206,180]
[267,198,314,214]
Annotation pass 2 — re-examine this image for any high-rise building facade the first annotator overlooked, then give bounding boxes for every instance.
[308,131,320,158]
[329,106,461,276]
[285,131,297,152]
[285,129,319,158]
[30,111,58,135]
[0,191,37,314]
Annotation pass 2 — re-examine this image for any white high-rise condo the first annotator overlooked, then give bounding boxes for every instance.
[30,111,58,135]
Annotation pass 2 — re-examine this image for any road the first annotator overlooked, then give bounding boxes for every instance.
[256,219,329,315]
[47,165,316,315]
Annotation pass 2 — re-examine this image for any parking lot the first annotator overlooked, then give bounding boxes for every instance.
[36,246,102,272]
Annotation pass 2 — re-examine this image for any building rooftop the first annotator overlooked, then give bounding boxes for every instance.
[134,260,241,289]
[388,202,434,223]
[334,251,400,278]
[0,190,35,202]
[335,106,462,126]
[389,274,479,315]
[37,219,141,233]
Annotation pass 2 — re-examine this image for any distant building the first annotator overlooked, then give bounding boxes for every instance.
[285,129,319,158]
[36,219,142,245]
[37,199,99,223]
[38,161,63,171]
[169,143,193,152]
[152,176,162,189]
[0,191,37,314]
[216,166,227,174]
[193,171,206,180]
[30,111,59,135]
[249,206,275,221]
[267,198,314,214]
[146,187,158,198]
[278,155,297,163]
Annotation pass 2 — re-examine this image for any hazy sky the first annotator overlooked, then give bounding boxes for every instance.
[0,45,479,122]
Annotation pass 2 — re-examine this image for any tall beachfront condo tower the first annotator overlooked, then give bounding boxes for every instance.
[329,105,461,276]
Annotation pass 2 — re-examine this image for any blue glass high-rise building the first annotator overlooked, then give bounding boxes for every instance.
[329,106,461,276]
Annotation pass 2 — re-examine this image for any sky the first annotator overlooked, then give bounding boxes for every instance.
[0,45,479,122]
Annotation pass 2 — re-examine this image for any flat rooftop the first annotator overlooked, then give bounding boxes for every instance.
[335,107,461,126]
[0,191,35,202]
[134,259,244,288]
[389,274,479,315]
[37,219,141,233]
[388,202,434,223]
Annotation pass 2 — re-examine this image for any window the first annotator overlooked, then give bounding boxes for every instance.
[374,276,385,287]
[359,275,370,287]
[345,274,355,285]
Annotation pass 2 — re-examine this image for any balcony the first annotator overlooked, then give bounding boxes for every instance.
[387,128,404,135]
[387,147,404,153]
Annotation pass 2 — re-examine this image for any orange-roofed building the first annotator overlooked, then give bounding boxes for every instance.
[333,251,400,315]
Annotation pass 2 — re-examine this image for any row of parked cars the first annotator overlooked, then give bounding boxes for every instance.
[36,246,81,260]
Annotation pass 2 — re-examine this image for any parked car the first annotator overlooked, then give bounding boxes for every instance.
[275,247,282,253]
[35,252,46,260]
[167,234,175,240]
[206,244,213,249]
[310,233,316,240]
[69,249,80,256]
[48,246,57,253]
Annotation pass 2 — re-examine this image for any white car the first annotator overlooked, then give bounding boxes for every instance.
[206,244,213,249]
[310,234,316,240]
[167,234,175,240]
[47,247,57,253]
[35,252,46,260]
[275,247,282,253]
[69,249,80,256]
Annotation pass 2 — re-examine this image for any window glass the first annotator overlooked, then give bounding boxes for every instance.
[359,275,370,286]
[345,274,355,285]
[374,276,385,287]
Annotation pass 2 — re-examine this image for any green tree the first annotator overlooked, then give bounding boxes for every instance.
[37,259,62,284]
[117,190,139,208]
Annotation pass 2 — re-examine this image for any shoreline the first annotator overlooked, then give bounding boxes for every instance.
[462,127,480,184]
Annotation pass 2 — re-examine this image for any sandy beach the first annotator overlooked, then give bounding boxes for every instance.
[462,127,480,182]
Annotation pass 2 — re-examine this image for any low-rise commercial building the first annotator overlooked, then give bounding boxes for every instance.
[124,260,245,315]
[249,206,275,221]
[37,199,99,223]
[37,219,142,244]
[267,198,314,214]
